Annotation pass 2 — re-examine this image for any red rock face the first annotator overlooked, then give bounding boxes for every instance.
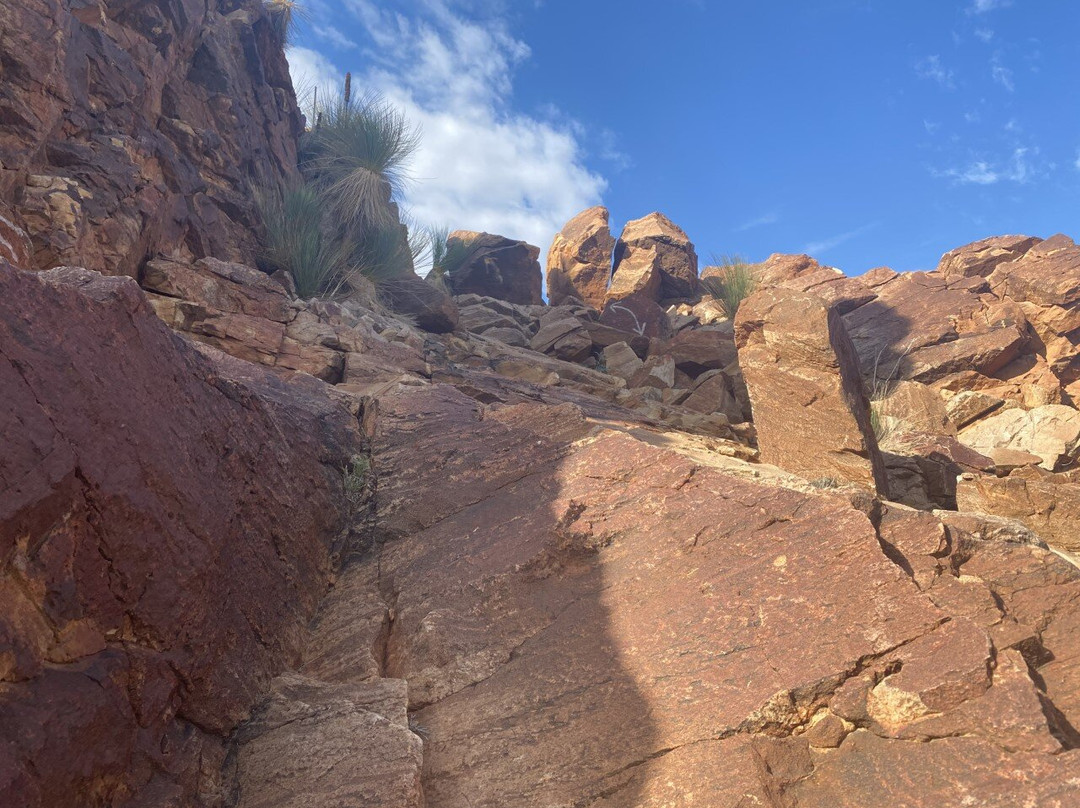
[0,263,363,804]
[546,206,615,309]
[736,288,889,494]
[0,0,303,276]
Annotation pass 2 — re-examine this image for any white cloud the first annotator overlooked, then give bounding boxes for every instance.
[286,46,345,102]
[915,55,955,89]
[312,25,359,50]
[290,0,607,269]
[1074,150,1080,171]
[991,54,1015,91]
[969,0,1012,13]
[924,120,941,135]
[974,28,994,43]
[940,147,1045,185]
[735,212,780,233]
[801,222,879,257]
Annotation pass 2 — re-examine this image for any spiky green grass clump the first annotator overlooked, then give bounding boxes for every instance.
[700,254,757,319]
[253,184,351,299]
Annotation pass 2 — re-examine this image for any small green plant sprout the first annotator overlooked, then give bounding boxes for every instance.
[343,455,370,506]
[700,254,757,319]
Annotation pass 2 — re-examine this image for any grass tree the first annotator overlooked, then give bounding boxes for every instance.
[700,254,757,319]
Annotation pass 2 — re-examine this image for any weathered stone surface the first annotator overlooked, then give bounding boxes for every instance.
[378,274,460,333]
[959,404,1080,471]
[880,434,995,511]
[651,323,739,376]
[988,234,1080,309]
[0,263,363,804]
[546,206,615,309]
[680,369,744,422]
[957,467,1080,551]
[0,0,303,276]
[628,354,676,390]
[530,313,593,362]
[938,234,1040,280]
[0,205,32,267]
[874,380,956,436]
[369,385,943,806]
[601,341,643,382]
[736,288,889,493]
[843,271,1028,387]
[444,231,544,305]
[233,675,423,808]
[600,295,671,339]
[944,389,1008,429]
[614,212,699,300]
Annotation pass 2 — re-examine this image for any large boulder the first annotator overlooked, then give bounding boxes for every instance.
[958,404,1080,471]
[600,243,671,338]
[0,0,303,276]
[613,212,699,300]
[0,262,364,804]
[546,206,615,309]
[444,231,544,306]
[937,234,1040,280]
[736,288,889,493]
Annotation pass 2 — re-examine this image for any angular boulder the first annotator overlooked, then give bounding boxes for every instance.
[736,288,889,493]
[937,234,1040,280]
[614,212,699,300]
[444,231,544,306]
[546,206,615,309]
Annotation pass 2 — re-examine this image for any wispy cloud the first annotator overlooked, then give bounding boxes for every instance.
[801,222,879,257]
[968,0,1012,13]
[938,147,1046,185]
[289,0,608,267]
[312,25,359,50]
[991,54,1015,91]
[924,120,941,135]
[974,28,994,43]
[915,55,955,89]
[735,212,780,233]
[1074,149,1080,171]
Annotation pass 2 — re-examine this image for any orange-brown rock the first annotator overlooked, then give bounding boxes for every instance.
[614,212,699,300]
[444,231,544,305]
[0,262,364,804]
[937,234,1040,280]
[957,467,1080,551]
[0,0,303,276]
[736,288,889,493]
[546,206,615,309]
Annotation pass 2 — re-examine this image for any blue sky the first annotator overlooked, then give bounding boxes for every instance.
[287,0,1080,275]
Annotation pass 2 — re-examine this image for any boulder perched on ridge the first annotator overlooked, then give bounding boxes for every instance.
[444,231,544,306]
[546,206,615,309]
[614,212,699,300]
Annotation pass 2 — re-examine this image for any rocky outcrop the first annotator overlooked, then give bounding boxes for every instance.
[0,0,303,276]
[546,206,615,309]
[937,234,1040,280]
[142,255,434,380]
[0,262,364,804]
[736,288,889,493]
[228,380,1080,806]
[613,212,699,300]
[443,231,544,306]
